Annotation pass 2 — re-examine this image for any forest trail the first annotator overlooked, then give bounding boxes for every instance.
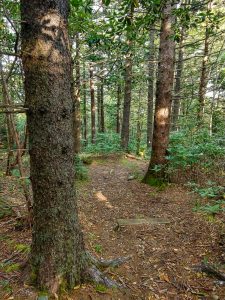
[0,156,224,300]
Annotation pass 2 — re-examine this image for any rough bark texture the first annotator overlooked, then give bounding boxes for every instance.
[21,0,86,291]
[73,32,81,153]
[116,83,121,134]
[121,42,132,150]
[90,63,96,143]
[143,1,175,183]
[172,29,184,131]
[146,28,155,148]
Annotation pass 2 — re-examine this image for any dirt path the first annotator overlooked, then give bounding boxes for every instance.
[0,157,224,299]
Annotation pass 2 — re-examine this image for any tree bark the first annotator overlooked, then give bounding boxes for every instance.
[73,32,81,153]
[121,41,133,150]
[100,77,105,132]
[121,4,134,151]
[171,29,184,131]
[21,0,86,291]
[90,63,96,143]
[146,28,155,148]
[197,25,209,123]
[143,0,175,183]
[116,83,121,134]
[83,65,87,144]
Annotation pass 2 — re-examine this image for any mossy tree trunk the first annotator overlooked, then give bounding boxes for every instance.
[143,0,175,184]
[21,0,86,292]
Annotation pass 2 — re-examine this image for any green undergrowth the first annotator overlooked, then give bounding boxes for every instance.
[74,155,89,181]
[189,181,225,217]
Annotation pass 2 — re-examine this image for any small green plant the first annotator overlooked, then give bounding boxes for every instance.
[14,243,30,254]
[95,284,107,293]
[0,279,12,293]
[94,244,103,254]
[193,200,225,216]
[0,262,20,273]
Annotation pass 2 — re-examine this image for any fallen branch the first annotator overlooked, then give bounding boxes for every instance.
[193,262,225,281]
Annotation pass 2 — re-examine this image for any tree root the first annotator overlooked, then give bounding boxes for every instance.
[85,252,131,288]
[193,262,225,281]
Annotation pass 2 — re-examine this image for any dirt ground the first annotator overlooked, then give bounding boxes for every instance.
[0,156,225,299]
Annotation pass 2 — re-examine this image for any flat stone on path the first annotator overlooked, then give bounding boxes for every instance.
[114,217,170,230]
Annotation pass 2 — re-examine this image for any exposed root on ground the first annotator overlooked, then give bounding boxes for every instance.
[85,252,131,288]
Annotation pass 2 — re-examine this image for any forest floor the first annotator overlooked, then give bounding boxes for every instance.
[0,155,225,300]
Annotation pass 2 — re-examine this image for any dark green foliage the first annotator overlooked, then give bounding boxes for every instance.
[84,133,122,154]
[74,155,88,181]
[167,129,225,170]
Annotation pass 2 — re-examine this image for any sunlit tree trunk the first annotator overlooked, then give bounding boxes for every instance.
[143,1,175,183]
[21,0,86,291]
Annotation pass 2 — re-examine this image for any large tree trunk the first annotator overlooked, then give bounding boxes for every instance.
[146,28,155,148]
[73,32,81,153]
[21,0,86,291]
[121,42,132,150]
[171,29,184,131]
[143,1,175,183]
[89,63,96,143]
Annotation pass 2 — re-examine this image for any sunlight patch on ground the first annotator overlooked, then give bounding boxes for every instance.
[95,191,113,208]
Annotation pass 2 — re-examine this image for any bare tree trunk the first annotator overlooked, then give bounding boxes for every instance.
[116,83,121,134]
[121,42,133,150]
[143,1,175,183]
[21,0,86,291]
[172,29,184,131]
[197,9,210,123]
[121,4,134,151]
[147,28,155,148]
[136,96,142,156]
[97,83,101,131]
[74,32,81,153]
[100,77,105,132]
[90,63,96,143]
[83,65,87,144]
